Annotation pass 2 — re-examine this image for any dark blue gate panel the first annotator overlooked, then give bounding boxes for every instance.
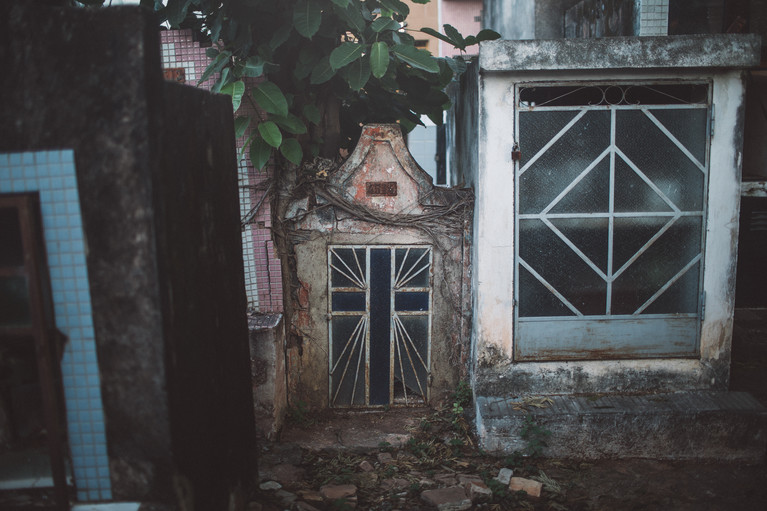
[369,249,391,405]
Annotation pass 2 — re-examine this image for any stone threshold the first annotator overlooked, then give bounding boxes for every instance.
[476,391,767,462]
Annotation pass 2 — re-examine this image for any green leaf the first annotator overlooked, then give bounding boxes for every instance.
[370,42,389,79]
[443,24,465,50]
[330,0,350,7]
[270,26,293,50]
[280,138,303,165]
[333,3,366,34]
[391,44,439,73]
[330,42,364,70]
[272,113,307,135]
[303,104,321,125]
[206,47,219,59]
[221,80,245,111]
[210,67,230,94]
[476,29,502,42]
[420,27,458,47]
[258,121,283,148]
[198,51,230,85]
[371,17,400,32]
[342,56,371,91]
[445,55,467,75]
[310,57,336,84]
[249,137,272,170]
[252,81,288,117]
[293,0,322,39]
[234,116,251,139]
[378,0,410,17]
[411,0,430,3]
[242,56,265,78]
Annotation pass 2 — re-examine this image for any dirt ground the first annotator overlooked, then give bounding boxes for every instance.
[250,309,767,510]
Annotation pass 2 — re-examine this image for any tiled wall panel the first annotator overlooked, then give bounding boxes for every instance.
[160,30,283,312]
[0,150,111,502]
[640,0,669,36]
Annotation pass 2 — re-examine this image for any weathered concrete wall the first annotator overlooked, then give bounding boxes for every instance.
[0,3,254,507]
[469,36,759,397]
[249,314,287,440]
[447,60,480,189]
[482,0,583,39]
[282,125,473,410]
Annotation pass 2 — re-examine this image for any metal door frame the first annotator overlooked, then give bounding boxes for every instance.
[328,245,432,407]
[513,80,712,360]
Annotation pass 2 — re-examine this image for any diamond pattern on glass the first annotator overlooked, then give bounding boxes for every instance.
[518,100,707,318]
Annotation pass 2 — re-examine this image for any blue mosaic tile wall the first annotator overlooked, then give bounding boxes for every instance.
[0,150,112,501]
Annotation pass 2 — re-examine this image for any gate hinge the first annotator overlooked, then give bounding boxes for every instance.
[700,291,706,321]
[709,105,715,138]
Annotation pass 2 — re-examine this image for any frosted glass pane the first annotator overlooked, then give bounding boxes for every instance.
[550,156,610,214]
[612,217,703,314]
[520,219,606,315]
[520,110,610,214]
[648,108,707,165]
[550,217,609,273]
[331,316,366,406]
[330,248,366,288]
[518,265,577,317]
[616,110,705,211]
[614,158,674,213]
[519,110,579,168]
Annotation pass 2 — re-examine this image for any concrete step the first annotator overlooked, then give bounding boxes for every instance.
[475,391,767,462]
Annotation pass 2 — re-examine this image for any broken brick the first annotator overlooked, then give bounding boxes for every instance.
[509,477,542,497]
[420,486,472,510]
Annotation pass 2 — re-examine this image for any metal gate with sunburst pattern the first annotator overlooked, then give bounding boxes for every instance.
[328,246,431,407]
[514,82,711,360]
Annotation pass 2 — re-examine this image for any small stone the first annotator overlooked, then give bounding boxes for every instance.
[377,452,395,464]
[359,460,375,472]
[259,480,282,491]
[420,486,472,511]
[298,490,323,503]
[381,478,410,491]
[275,489,297,506]
[320,484,357,501]
[494,468,513,485]
[293,502,321,511]
[457,474,484,487]
[466,480,492,501]
[509,477,543,498]
[434,473,458,486]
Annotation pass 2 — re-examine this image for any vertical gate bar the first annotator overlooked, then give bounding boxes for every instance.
[328,247,333,405]
[606,108,617,314]
[389,248,396,404]
[427,248,432,403]
[365,247,371,406]
[393,318,408,404]
[514,98,521,359]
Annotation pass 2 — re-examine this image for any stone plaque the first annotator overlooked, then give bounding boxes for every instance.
[366,181,397,197]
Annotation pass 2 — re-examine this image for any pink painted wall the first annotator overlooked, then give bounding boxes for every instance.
[441,0,483,57]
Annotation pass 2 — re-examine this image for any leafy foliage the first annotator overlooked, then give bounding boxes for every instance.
[148,0,498,169]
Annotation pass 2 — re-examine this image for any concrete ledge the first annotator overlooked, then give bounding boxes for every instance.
[476,391,767,462]
[479,34,761,72]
